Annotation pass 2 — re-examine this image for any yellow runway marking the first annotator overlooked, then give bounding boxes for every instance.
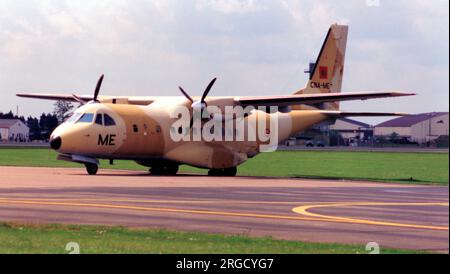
[292,202,449,231]
[0,197,305,205]
[0,198,327,222]
[0,198,448,231]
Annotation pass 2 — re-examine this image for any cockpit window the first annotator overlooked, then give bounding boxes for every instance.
[104,114,116,126]
[77,113,94,123]
[95,114,103,125]
[66,112,82,123]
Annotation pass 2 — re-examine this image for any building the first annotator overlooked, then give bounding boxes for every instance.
[0,119,29,142]
[285,118,374,146]
[374,112,449,144]
[329,118,373,141]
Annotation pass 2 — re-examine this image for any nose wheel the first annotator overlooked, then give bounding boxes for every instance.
[85,163,98,175]
[208,167,237,177]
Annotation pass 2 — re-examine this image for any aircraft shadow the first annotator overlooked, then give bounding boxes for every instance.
[67,171,441,184]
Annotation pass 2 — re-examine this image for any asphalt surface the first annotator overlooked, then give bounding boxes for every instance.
[0,166,448,252]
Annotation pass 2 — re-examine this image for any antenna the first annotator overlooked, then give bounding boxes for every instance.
[304,61,316,78]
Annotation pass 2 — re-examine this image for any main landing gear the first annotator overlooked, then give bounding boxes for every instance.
[85,163,98,175]
[208,167,237,177]
[150,163,179,176]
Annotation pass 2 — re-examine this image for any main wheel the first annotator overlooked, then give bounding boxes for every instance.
[85,163,98,175]
[150,164,179,176]
[208,167,237,177]
[224,167,237,177]
[207,169,220,176]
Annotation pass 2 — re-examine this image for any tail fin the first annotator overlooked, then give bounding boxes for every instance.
[294,24,348,110]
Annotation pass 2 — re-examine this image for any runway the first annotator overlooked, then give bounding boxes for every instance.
[0,166,448,252]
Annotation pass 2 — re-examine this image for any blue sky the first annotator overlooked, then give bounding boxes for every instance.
[0,0,448,124]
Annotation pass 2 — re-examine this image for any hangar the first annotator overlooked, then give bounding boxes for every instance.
[0,119,29,142]
[374,112,449,144]
[328,118,373,145]
[284,118,374,147]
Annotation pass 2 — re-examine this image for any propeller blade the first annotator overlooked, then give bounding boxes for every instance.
[201,78,217,103]
[179,86,194,103]
[93,74,104,102]
[72,94,87,105]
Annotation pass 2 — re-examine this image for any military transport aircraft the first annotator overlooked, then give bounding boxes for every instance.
[17,24,414,176]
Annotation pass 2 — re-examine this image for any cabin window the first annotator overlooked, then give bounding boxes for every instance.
[77,113,94,123]
[104,114,116,126]
[95,114,103,125]
[133,124,139,133]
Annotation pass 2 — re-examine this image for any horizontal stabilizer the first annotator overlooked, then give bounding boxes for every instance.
[320,111,409,117]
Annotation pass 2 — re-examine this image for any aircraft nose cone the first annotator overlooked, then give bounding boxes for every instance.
[50,136,62,150]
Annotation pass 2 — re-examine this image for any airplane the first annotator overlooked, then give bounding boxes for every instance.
[17,24,414,176]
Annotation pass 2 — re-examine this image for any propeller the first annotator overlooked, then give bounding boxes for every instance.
[179,78,217,112]
[178,78,217,128]
[70,74,104,105]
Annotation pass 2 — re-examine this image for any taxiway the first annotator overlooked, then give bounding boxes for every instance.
[0,166,448,252]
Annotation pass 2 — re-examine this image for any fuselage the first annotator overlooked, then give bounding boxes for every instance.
[50,97,329,170]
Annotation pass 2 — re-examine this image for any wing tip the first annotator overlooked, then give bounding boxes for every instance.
[392,92,416,97]
[390,112,410,116]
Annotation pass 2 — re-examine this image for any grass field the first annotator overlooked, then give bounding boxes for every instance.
[0,223,417,254]
[0,147,448,185]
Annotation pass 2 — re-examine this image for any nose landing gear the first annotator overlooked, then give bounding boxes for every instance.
[85,163,99,175]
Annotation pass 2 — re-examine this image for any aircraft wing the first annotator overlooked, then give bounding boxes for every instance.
[17,93,93,102]
[17,91,414,108]
[16,93,156,105]
[236,91,414,107]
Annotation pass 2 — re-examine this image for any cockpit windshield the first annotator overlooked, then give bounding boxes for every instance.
[95,114,103,125]
[104,114,116,126]
[94,113,116,126]
[76,113,94,123]
[66,112,114,125]
[66,112,82,123]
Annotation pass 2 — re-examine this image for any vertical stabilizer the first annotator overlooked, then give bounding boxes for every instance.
[294,24,348,110]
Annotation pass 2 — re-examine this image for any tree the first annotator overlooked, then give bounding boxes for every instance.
[27,116,41,141]
[39,113,59,140]
[0,111,26,122]
[0,111,15,119]
[53,100,74,123]
[389,132,400,143]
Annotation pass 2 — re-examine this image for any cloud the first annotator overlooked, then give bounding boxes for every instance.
[195,0,262,14]
[0,0,448,124]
